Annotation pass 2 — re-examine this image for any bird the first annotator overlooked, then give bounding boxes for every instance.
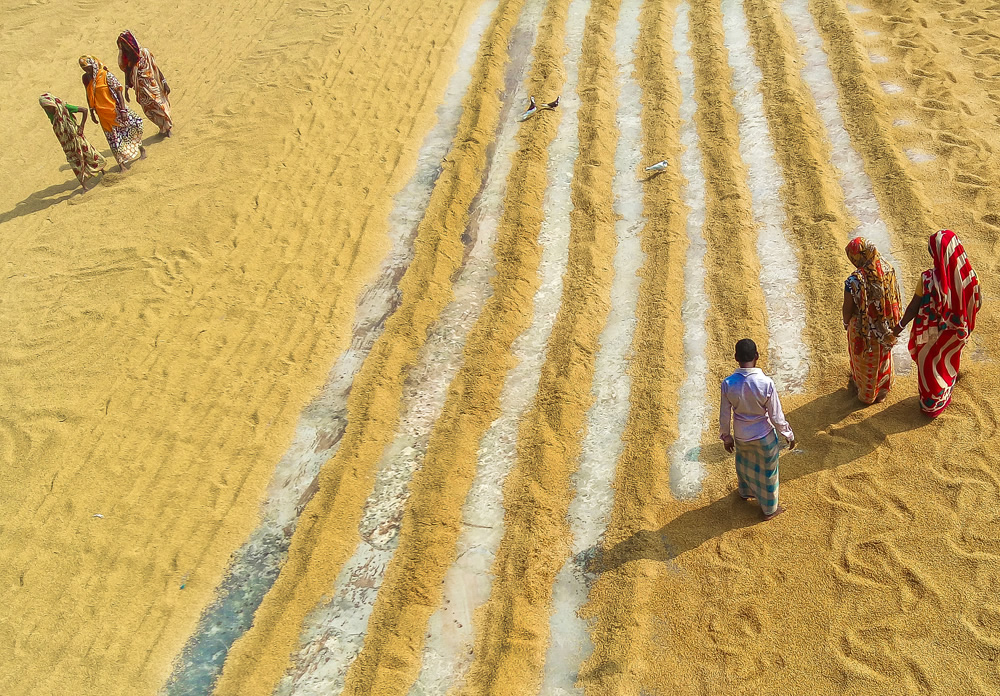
[518,95,560,121]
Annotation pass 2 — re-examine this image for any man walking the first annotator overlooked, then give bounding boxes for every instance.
[719,339,796,520]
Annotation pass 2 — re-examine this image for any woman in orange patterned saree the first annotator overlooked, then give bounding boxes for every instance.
[842,237,902,404]
[117,30,173,136]
[80,55,145,170]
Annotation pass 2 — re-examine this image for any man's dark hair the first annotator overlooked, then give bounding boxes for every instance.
[735,338,758,363]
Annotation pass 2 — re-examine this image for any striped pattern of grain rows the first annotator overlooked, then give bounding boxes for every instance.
[170,0,927,692]
[3,0,485,693]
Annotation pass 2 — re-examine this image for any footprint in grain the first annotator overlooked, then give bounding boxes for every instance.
[839,538,937,611]
[961,603,1000,649]
[955,172,990,187]
[980,212,1000,227]
[904,656,933,695]
[837,625,897,682]
[937,131,975,148]
[820,470,915,522]
[707,602,772,680]
[837,624,934,692]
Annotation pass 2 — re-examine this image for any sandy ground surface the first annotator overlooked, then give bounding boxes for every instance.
[2,0,999,693]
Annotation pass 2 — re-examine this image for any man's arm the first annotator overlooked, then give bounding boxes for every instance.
[720,383,734,453]
[766,384,796,446]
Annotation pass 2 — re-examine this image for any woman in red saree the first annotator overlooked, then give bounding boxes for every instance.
[842,237,902,404]
[117,30,173,136]
[895,230,982,416]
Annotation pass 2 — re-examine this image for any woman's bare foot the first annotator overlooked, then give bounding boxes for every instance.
[847,378,857,392]
[119,161,130,172]
[874,390,888,403]
[762,505,785,521]
[139,146,147,160]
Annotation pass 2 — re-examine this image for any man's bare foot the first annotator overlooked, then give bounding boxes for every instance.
[736,491,754,500]
[762,505,785,521]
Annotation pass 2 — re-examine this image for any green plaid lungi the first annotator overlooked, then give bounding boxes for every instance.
[735,429,780,515]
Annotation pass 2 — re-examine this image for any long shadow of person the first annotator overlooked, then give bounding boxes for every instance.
[2,131,173,226]
[143,132,170,147]
[0,177,89,225]
[597,389,929,573]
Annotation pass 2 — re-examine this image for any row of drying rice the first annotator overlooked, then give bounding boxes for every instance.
[168,0,914,692]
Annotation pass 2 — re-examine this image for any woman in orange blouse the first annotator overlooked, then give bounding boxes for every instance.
[80,55,145,171]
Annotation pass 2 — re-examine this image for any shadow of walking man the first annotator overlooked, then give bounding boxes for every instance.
[596,389,930,572]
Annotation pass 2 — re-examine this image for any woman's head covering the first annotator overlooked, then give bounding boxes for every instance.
[40,92,75,128]
[845,237,902,350]
[918,230,981,341]
[847,236,878,270]
[117,31,142,84]
[39,92,60,110]
[40,92,74,135]
[79,55,105,74]
[118,30,141,58]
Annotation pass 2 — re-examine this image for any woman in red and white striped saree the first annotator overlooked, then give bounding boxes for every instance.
[895,230,982,417]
